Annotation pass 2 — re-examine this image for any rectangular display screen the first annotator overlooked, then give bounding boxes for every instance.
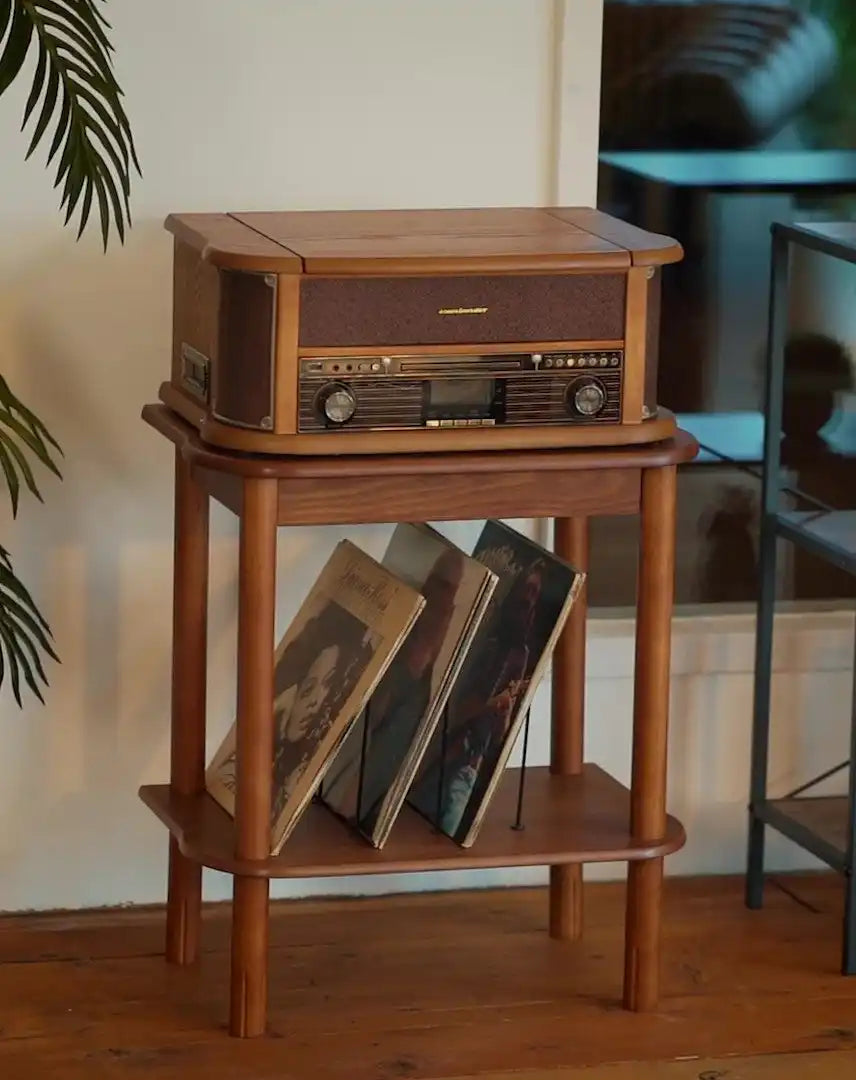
[428,378,494,407]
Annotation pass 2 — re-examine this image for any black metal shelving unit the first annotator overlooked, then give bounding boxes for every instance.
[746,219,856,975]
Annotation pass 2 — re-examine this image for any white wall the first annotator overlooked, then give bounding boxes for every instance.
[0,1,846,915]
[0,0,604,911]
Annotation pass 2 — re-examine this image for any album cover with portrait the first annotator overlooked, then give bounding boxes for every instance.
[204,539,425,855]
[407,520,585,848]
[318,523,499,848]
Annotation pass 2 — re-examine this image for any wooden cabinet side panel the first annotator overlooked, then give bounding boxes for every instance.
[621,266,649,424]
[274,275,301,435]
[171,239,221,402]
[644,268,661,416]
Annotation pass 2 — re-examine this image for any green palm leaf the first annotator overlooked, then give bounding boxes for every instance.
[0,378,62,705]
[0,0,141,249]
[0,374,62,517]
[0,545,59,706]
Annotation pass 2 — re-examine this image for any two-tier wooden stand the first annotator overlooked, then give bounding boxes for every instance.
[139,403,697,1038]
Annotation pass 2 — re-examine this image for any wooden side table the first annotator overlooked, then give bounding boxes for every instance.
[139,403,698,1037]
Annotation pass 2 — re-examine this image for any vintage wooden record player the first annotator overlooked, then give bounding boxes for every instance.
[159,206,682,455]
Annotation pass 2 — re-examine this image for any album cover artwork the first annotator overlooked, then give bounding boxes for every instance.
[205,539,425,854]
[319,523,498,847]
[407,520,584,847]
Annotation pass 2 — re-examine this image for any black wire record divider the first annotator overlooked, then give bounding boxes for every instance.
[423,700,534,835]
[744,218,856,977]
[321,697,535,843]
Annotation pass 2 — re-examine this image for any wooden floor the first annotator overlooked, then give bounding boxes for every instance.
[1,872,855,1079]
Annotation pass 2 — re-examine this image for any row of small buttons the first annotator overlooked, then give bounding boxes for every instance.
[543,353,620,369]
[304,360,384,374]
[426,418,496,428]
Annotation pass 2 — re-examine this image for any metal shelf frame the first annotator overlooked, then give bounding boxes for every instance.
[746,220,856,976]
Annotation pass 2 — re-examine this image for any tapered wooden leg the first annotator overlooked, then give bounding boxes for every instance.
[230,477,278,1038]
[624,858,663,1009]
[167,837,203,964]
[166,452,209,966]
[232,877,271,1035]
[550,863,584,941]
[623,465,676,1011]
[550,516,589,941]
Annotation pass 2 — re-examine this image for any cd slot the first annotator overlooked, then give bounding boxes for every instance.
[398,356,525,374]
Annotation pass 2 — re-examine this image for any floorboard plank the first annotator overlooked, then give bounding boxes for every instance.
[449,1050,856,1079]
[1,873,855,1080]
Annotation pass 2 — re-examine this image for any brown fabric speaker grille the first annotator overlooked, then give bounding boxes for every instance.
[214,270,275,428]
[298,273,626,347]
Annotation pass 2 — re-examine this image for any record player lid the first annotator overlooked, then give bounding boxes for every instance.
[164,206,682,275]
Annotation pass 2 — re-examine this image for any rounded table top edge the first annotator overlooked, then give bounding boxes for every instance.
[141,403,699,478]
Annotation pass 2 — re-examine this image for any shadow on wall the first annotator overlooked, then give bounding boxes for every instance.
[0,217,172,523]
[0,218,193,903]
[0,221,402,907]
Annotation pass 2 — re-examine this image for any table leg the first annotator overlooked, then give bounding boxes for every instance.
[623,465,676,1011]
[842,634,856,976]
[166,452,210,966]
[230,477,278,1038]
[745,509,777,909]
[550,517,589,941]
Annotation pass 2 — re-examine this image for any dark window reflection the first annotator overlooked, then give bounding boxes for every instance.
[591,0,856,608]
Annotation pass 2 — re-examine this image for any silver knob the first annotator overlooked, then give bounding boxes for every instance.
[567,377,606,418]
[317,382,357,425]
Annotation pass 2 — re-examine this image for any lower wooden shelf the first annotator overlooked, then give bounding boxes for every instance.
[139,763,685,879]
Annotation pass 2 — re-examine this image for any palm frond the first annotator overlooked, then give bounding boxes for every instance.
[0,0,141,249]
[0,545,59,706]
[0,381,62,705]
[0,374,62,517]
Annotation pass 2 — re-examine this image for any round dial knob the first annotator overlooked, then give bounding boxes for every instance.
[567,376,606,418]
[316,382,357,425]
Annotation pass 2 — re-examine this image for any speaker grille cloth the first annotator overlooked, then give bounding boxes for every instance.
[299,273,626,347]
